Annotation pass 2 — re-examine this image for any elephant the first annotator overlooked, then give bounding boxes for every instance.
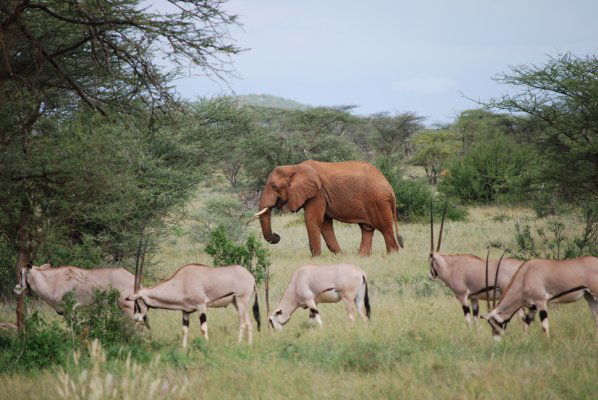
[255,160,404,256]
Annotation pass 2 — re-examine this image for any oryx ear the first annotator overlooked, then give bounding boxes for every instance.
[26,262,33,269]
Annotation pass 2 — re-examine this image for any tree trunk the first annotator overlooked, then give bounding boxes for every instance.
[15,241,27,334]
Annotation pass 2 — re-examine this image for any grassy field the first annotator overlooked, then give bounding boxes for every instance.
[1,205,597,399]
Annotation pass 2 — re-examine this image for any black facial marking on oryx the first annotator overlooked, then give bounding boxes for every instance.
[462,305,471,316]
[539,310,548,321]
[199,313,207,324]
[549,286,588,301]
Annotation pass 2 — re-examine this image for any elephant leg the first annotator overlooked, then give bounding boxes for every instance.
[321,217,341,254]
[358,224,374,256]
[304,200,325,256]
[381,227,399,253]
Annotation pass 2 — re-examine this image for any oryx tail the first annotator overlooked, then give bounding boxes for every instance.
[253,285,261,331]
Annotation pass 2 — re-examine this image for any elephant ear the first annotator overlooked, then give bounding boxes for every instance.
[287,163,321,212]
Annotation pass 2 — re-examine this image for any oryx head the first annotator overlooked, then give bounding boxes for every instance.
[268,308,290,332]
[13,262,50,295]
[13,262,33,295]
[428,198,447,280]
[482,248,509,340]
[481,311,508,340]
[126,235,149,325]
[125,292,149,322]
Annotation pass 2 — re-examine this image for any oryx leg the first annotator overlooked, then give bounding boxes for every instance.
[240,294,254,344]
[354,285,369,325]
[198,304,209,341]
[470,298,480,320]
[233,296,247,343]
[537,301,550,338]
[341,293,357,326]
[182,311,190,349]
[306,299,322,327]
[522,305,537,335]
[583,291,598,334]
[457,294,472,325]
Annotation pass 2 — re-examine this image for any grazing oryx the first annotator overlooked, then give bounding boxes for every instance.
[268,263,370,331]
[482,256,598,339]
[13,263,138,318]
[428,200,526,327]
[126,263,260,347]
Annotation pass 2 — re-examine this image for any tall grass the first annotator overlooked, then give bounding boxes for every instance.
[0,206,596,399]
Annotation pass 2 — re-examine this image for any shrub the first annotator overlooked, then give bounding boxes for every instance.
[439,135,535,204]
[190,195,252,244]
[0,311,71,372]
[505,208,596,260]
[205,226,270,284]
[61,289,140,349]
[375,157,467,222]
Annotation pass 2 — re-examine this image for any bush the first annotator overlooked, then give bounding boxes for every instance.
[375,157,467,222]
[62,289,140,349]
[190,195,252,244]
[36,234,105,269]
[439,135,535,204]
[0,311,71,372]
[505,208,596,260]
[205,226,270,284]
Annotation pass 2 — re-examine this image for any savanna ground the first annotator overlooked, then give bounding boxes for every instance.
[1,201,597,399]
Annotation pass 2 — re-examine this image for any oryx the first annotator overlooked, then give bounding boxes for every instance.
[482,256,598,339]
[268,263,370,331]
[428,200,526,327]
[13,263,138,318]
[125,263,260,347]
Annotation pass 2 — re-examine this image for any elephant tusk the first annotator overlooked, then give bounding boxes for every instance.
[254,207,269,217]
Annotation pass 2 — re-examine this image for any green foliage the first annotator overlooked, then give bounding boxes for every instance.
[439,135,535,204]
[0,238,15,299]
[61,289,140,349]
[242,106,360,187]
[36,234,104,269]
[410,129,461,184]
[205,226,270,284]
[508,210,597,260]
[453,109,521,149]
[375,157,467,222]
[235,94,307,110]
[190,195,252,244]
[368,112,425,160]
[0,311,71,373]
[485,53,598,205]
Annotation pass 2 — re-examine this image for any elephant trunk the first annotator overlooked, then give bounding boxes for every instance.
[258,188,281,244]
[259,208,281,244]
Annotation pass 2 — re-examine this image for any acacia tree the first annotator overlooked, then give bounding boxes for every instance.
[410,129,461,185]
[484,53,598,203]
[368,111,425,159]
[0,0,240,331]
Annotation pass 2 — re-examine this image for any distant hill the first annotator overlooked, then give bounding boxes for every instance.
[235,94,308,110]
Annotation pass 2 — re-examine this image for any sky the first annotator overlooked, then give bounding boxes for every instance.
[172,0,598,124]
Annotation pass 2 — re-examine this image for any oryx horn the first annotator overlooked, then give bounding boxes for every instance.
[485,248,491,312]
[134,236,143,292]
[492,249,509,309]
[436,200,448,252]
[430,197,434,254]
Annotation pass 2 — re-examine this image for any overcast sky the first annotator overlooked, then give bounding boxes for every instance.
[173,0,598,124]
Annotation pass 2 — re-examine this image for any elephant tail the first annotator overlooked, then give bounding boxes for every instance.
[391,198,404,249]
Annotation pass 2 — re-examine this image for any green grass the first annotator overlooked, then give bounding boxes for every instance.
[1,205,597,399]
